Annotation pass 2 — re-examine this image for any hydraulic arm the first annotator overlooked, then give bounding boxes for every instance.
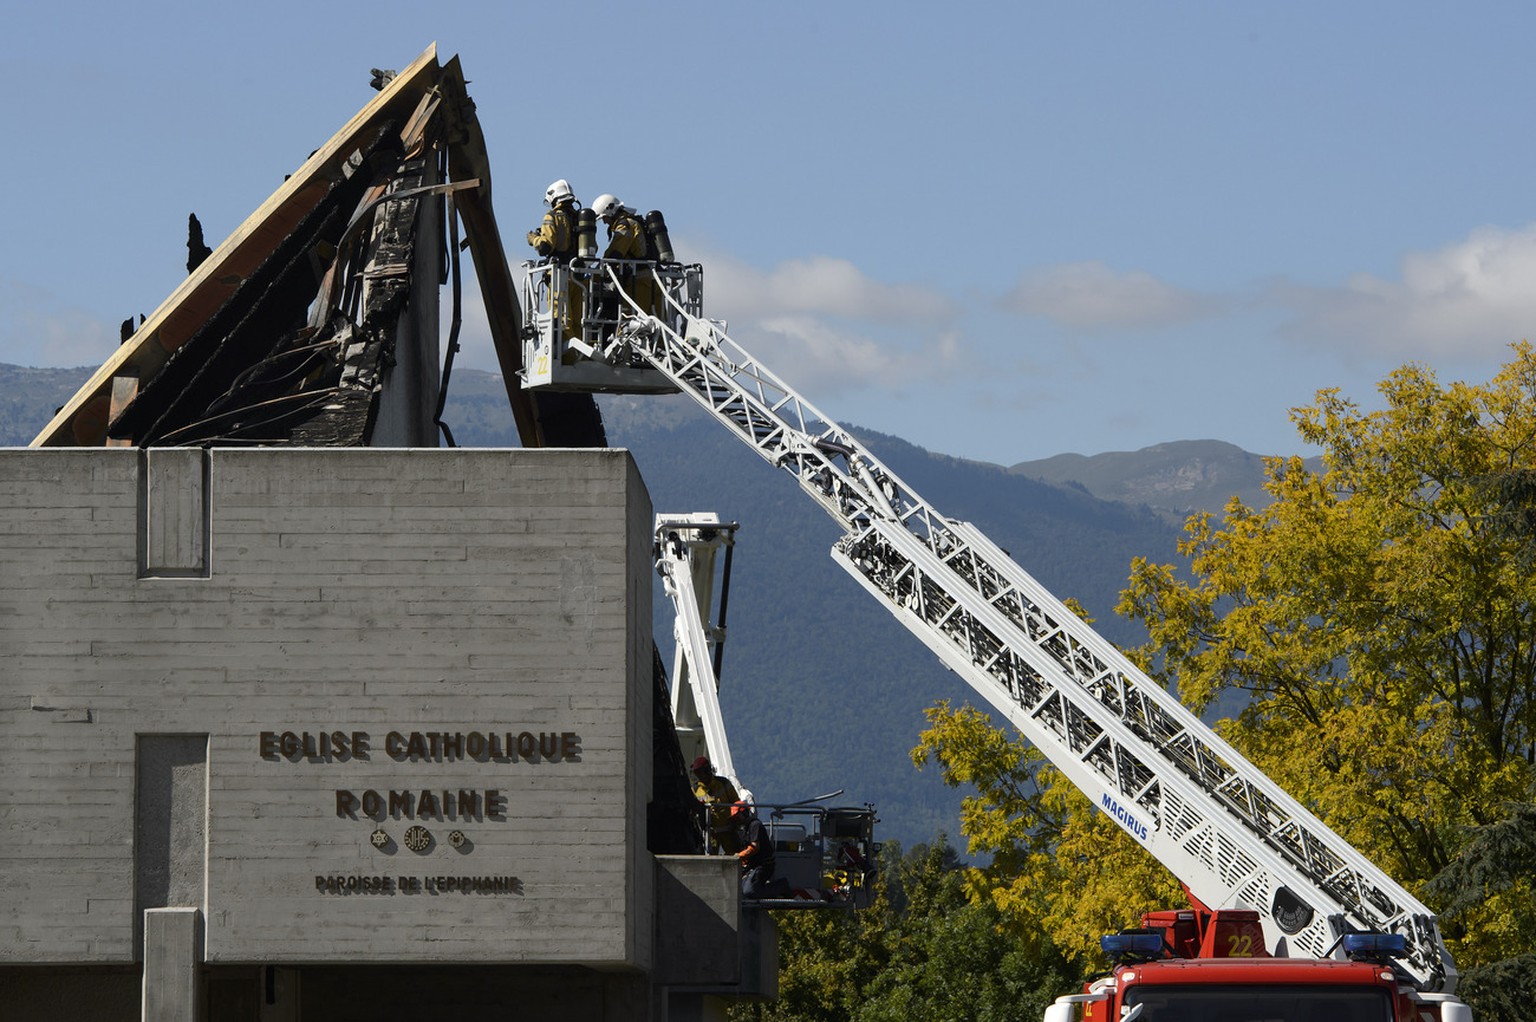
[655,513,744,794]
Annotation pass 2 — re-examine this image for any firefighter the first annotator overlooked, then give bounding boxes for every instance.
[732,802,778,899]
[526,179,581,262]
[691,756,741,853]
[589,193,654,331]
[526,179,584,343]
[590,193,646,259]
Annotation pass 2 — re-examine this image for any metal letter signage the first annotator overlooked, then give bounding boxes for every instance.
[258,726,581,895]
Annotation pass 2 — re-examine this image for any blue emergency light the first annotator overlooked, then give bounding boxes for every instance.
[1342,933,1407,958]
[1101,933,1166,958]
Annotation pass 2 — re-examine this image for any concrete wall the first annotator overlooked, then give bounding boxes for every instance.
[653,856,741,988]
[0,447,654,968]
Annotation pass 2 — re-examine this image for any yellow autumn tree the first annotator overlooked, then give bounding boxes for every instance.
[914,346,1536,985]
[1117,343,1536,973]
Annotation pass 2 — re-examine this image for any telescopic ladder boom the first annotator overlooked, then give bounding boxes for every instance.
[655,513,747,797]
[602,265,1455,992]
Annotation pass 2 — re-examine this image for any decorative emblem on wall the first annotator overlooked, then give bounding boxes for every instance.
[403,825,432,853]
[448,830,466,849]
[370,829,389,849]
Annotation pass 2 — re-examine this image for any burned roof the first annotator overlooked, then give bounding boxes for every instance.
[32,44,602,451]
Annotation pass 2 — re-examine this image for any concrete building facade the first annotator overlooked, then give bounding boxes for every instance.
[0,447,761,1020]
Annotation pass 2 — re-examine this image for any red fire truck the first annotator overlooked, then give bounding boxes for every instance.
[1057,907,1470,1022]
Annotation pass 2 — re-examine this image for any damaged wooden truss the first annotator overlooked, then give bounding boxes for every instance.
[32,44,601,450]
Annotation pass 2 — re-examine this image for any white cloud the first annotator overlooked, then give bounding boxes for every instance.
[693,248,954,324]
[672,243,964,393]
[732,316,964,396]
[1000,261,1214,331]
[1274,224,1536,356]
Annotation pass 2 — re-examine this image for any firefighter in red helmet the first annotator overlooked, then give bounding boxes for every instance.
[691,756,741,853]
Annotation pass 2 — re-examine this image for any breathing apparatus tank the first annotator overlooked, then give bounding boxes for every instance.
[644,210,674,263]
[576,208,598,259]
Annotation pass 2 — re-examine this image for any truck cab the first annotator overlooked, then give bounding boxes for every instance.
[1046,914,1473,1022]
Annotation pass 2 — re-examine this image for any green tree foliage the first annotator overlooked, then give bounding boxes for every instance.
[1113,345,1536,974]
[734,841,1077,1022]
[1426,803,1536,1022]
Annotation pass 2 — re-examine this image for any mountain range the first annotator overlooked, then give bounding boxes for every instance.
[1011,441,1293,523]
[1,363,1292,848]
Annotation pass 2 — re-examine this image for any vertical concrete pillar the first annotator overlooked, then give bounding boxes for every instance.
[738,910,778,998]
[143,907,203,1022]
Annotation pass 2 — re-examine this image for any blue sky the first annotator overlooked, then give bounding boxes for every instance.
[5,3,1536,464]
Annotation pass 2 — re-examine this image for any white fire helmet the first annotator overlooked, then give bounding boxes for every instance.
[544,179,576,207]
[591,194,624,220]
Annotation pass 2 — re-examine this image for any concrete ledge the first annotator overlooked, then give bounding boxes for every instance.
[653,855,740,987]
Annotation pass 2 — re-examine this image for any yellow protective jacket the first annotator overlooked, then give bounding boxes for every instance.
[604,208,655,315]
[603,210,647,260]
[694,775,740,807]
[694,774,742,853]
[527,201,579,262]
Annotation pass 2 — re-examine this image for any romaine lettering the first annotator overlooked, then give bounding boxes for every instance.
[336,788,507,821]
